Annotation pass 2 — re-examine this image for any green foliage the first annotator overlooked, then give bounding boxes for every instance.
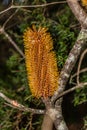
[73,71,87,106]
[73,52,87,106]
[74,87,87,106]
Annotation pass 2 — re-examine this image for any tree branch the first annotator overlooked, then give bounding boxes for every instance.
[70,68,87,84]
[51,1,87,129]
[2,8,19,29]
[0,92,44,114]
[57,82,87,99]
[51,26,87,130]
[0,1,67,15]
[52,28,87,103]
[77,49,87,84]
[0,27,25,58]
[66,0,87,28]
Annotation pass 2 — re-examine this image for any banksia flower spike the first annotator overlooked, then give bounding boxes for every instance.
[23,26,59,98]
[81,0,87,6]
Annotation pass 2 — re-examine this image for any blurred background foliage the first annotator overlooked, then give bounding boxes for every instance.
[0,0,87,130]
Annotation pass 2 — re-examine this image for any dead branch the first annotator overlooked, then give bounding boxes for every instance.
[0,1,67,15]
[51,0,87,129]
[3,9,19,29]
[57,82,87,99]
[51,28,87,103]
[70,68,87,84]
[52,30,87,130]
[0,92,44,114]
[66,0,87,28]
[0,27,25,58]
[77,49,87,84]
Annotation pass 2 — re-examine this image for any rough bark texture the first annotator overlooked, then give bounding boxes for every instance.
[67,0,87,28]
[52,29,87,100]
[41,114,53,130]
[52,28,87,130]
[43,1,87,130]
[42,1,87,128]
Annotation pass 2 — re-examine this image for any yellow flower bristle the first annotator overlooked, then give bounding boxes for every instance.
[23,26,59,98]
[81,0,87,6]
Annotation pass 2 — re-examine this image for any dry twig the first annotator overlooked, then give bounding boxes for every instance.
[0,27,25,58]
[51,0,87,129]
[77,49,87,84]
[70,68,87,84]
[0,1,67,15]
[3,9,19,29]
[57,82,87,99]
[0,92,44,114]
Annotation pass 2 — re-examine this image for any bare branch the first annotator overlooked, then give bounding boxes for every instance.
[54,105,68,130]
[52,28,87,103]
[0,27,25,58]
[70,68,87,84]
[51,1,87,127]
[57,82,87,99]
[66,0,87,28]
[53,82,87,130]
[77,49,87,84]
[0,92,44,114]
[51,28,87,130]
[0,1,67,15]
[3,9,19,29]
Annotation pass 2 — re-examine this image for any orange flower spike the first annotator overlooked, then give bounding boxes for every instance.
[81,0,87,6]
[23,26,59,98]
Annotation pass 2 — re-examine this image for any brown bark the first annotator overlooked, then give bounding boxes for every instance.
[41,113,53,130]
[51,0,87,129]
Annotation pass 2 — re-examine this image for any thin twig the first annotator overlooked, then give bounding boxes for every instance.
[0,92,44,114]
[57,82,87,99]
[51,28,87,103]
[45,1,87,130]
[0,1,67,15]
[0,27,25,58]
[77,49,87,84]
[70,68,87,84]
[3,9,19,29]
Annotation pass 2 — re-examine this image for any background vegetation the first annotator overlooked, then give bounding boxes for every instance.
[0,0,87,130]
